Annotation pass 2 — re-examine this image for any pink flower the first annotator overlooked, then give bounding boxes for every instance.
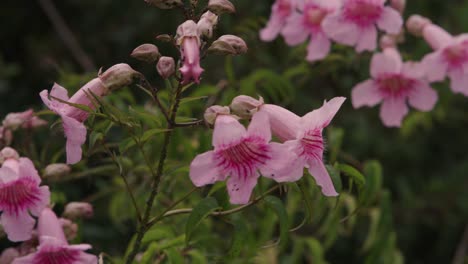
[282,0,341,62]
[352,48,438,127]
[2,109,47,131]
[40,79,107,164]
[189,111,295,204]
[260,0,295,42]
[421,24,468,96]
[13,208,97,264]
[322,0,403,52]
[0,148,50,242]
[63,202,93,220]
[176,20,204,84]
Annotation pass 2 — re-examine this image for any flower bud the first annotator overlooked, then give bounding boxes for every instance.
[155,34,173,42]
[0,147,20,162]
[144,0,183,9]
[99,63,141,91]
[209,35,248,55]
[0,127,12,146]
[406,15,432,37]
[3,110,33,130]
[197,11,219,39]
[390,0,406,14]
[44,163,71,180]
[230,95,263,119]
[131,44,161,63]
[204,105,230,125]
[207,0,235,14]
[63,202,94,220]
[59,218,78,241]
[157,56,176,79]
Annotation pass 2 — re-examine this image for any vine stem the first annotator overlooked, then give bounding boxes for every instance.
[125,81,184,264]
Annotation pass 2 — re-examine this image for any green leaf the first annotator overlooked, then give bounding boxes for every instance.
[88,131,103,150]
[180,96,208,104]
[141,128,172,143]
[361,160,383,205]
[264,196,289,245]
[164,248,184,264]
[227,218,249,259]
[185,197,220,244]
[327,164,342,194]
[298,179,314,223]
[304,238,327,264]
[140,242,158,264]
[337,164,366,187]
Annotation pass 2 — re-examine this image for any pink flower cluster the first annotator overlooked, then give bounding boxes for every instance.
[190,96,345,204]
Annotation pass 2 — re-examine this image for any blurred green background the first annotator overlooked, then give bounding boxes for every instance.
[1,0,467,263]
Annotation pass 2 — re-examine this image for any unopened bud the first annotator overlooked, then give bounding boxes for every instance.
[230,95,263,119]
[197,11,219,39]
[99,63,141,91]
[390,0,406,14]
[0,127,12,146]
[406,15,432,37]
[209,35,248,55]
[63,202,94,219]
[144,0,183,9]
[44,163,71,179]
[59,218,78,241]
[207,0,235,14]
[131,44,161,63]
[2,109,33,130]
[0,147,19,162]
[156,34,173,42]
[204,105,230,125]
[157,57,176,79]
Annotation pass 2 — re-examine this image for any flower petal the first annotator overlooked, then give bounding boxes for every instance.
[301,97,346,133]
[322,13,359,46]
[11,253,35,264]
[421,51,448,82]
[77,252,98,264]
[307,159,338,196]
[0,166,19,184]
[247,111,271,142]
[448,69,468,96]
[213,115,246,148]
[260,142,304,182]
[29,186,50,217]
[356,26,377,53]
[50,83,70,101]
[423,24,454,50]
[376,7,403,34]
[408,82,438,111]
[1,211,35,242]
[18,157,41,183]
[260,105,301,141]
[260,9,286,42]
[306,32,331,62]
[226,173,259,205]
[189,151,224,187]
[351,80,383,108]
[371,48,403,78]
[379,97,408,127]
[282,12,308,46]
[62,115,87,164]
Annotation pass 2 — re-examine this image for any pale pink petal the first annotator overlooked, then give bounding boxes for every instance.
[0,166,19,184]
[260,142,304,182]
[189,151,224,187]
[50,83,70,101]
[282,12,308,45]
[322,13,359,46]
[213,115,246,148]
[351,80,383,108]
[227,173,259,205]
[38,208,68,244]
[11,254,35,264]
[448,69,468,96]
[61,115,87,165]
[307,159,338,196]
[379,97,408,127]
[356,26,377,53]
[423,24,454,50]
[29,186,50,216]
[370,48,403,78]
[68,244,93,251]
[247,111,271,142]
[260,105,301,141]
[18,157,41,183]
[421,52,448,82]
[301,97,346,133]
[0,248,20,264]
[408,82,438,111]
[306,32,331,62]
[260,12,285,42]
[1,211,35,242]
[77,252,98,264]
[376,7,403,34]
[402,62,425,79]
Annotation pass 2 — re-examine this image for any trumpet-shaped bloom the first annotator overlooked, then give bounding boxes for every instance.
[176,20,204,84]
[190,111,296,204]
[12,208,97,264]
[40,79,107,164]
[260,0,295,41]
[322,0,403,52]
[0,153,50,242]
[282,0,341,62]
[421,24,468,96]
[352,48,438,127]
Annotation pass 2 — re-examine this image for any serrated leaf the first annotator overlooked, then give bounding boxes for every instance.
[264,196,289,245]
[185,197,220,244]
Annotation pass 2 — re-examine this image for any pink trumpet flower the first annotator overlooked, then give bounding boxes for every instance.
[260,0,296,41]
[281,0,341,62]
[176,20,204,84]
[322,0,403,52]
[2,109,47,131]
[0,148,50,242]
[189,111,295,204]
[13,208,97,264]
[352,48,438,127]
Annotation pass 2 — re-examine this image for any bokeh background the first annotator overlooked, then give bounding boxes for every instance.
[1,0,467,263]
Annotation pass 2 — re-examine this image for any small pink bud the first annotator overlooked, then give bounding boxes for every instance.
[204,105,230,125]
[155,34,173,42]
[2,109,33,130]
[144,0,183,9]
[207,0,235,14]
[44,163,71,180]
[406,15,432,37]
[0,127,13,146]
[209,35,248,55]
[230,95,263,119]
[99,63,141,92]
[131,44,161,63]
[59,218,79,241]
[63,202,94,219]
[0,147,19,161]
[390,0,406,14]
[197,11,219,39]
[157,56,176,79]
